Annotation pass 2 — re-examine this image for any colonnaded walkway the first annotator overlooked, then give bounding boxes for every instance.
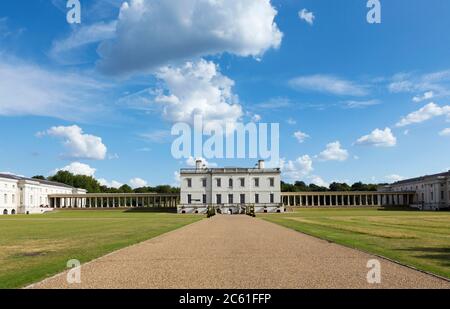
[30,215,449,289]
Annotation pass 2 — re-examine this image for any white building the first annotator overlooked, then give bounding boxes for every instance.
[382,170,450,210]
[0,173,87,215]
[179,160,282,214]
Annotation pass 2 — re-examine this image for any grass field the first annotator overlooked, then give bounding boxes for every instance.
[261,208,450,279]
[0,210,202,288]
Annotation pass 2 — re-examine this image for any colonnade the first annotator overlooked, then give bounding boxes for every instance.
[281,192,415,207]
[49,194,180,209]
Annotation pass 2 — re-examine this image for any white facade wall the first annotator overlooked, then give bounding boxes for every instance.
[0,175,87,215]
[0,178,19,215]
[179,163,282,214]
[386,172,450,210]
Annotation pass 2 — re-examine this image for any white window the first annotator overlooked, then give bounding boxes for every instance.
[12,194,15,204]
[186,178,192,188]
[4,194,7,204]
[269,178,275,187]
[254,178,260,187]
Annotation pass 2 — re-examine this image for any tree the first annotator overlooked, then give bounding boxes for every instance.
[32,175,46,180]
[48,171,102,193]
[329,182,351,192]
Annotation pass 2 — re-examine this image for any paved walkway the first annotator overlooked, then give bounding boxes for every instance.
[31,215,450,289]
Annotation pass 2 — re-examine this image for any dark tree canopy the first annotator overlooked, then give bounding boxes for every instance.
[46,171,179,194]
[281,180,380,192]
[32,175,46,180]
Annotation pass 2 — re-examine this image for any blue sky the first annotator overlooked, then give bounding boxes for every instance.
[1,0,450,188]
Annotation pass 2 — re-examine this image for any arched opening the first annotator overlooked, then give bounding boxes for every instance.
[11,209,16,215]
[3,209,7,215]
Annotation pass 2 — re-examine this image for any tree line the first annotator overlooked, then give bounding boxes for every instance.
[281,181,387,192]
[33,171,386,194]
[32,171,180,194]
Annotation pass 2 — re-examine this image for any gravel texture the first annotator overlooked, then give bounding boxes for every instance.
[30,215,450,289]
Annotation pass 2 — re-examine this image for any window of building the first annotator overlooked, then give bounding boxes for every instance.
[12,194,15,204]
[216,194,222,204]
[255,194,259,204]
[202,194,207,204]
[188,194,192,204]
[441,191,445,200]
[240,178,245,187]
[216,178,222,187]
[240,194,245,204]
[228,194,233,204]
[270,194,274,204]
[269,178,275,187]
[431,191,434,201]
[186,178,192,188]
[202,178,207,188]
[254,178,260,187]
[3,194,7,204]
[229,178,233,188]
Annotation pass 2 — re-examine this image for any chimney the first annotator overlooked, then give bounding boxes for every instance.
[258,160,265,169]
[195,160,203,169]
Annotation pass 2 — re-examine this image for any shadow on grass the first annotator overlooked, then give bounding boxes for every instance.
[398,247,450,267]
[378,206,420,212]
[124,208,177,214]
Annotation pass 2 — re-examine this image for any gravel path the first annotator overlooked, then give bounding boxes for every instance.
[30,215,450,289]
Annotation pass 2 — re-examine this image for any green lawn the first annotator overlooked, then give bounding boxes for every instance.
[0,210,202,288]
[261,208,450,279]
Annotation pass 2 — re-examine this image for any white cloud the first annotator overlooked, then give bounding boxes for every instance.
[289,75,368,96]
[439,128,450,136]
[153,59,243,128]
[413,91,434,103]
[97,0,283,75]
[41,125,107,160]
[308,175,329,187]
[50,21,117,64]
[139,130,171,143]
[385,174,405,182]
[293,131,310,143]
[173,171,181,186]
[396,102,450,127]
[256,97,293,109]
[355,128,397,147]
[129,177,148,188]
[186,156,217,168]
[251,114,262,123]
[344,99,380,109]
[52,162,97,177]
[0,57,109,121]
[317,141,349,162]
[388,70,450,99]
[287,118,297,125]
[280,155,314,182]
[98,178,123,188]
[298,9,315,25]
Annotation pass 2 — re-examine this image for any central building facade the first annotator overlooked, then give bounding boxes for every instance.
[179,160,282,214]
